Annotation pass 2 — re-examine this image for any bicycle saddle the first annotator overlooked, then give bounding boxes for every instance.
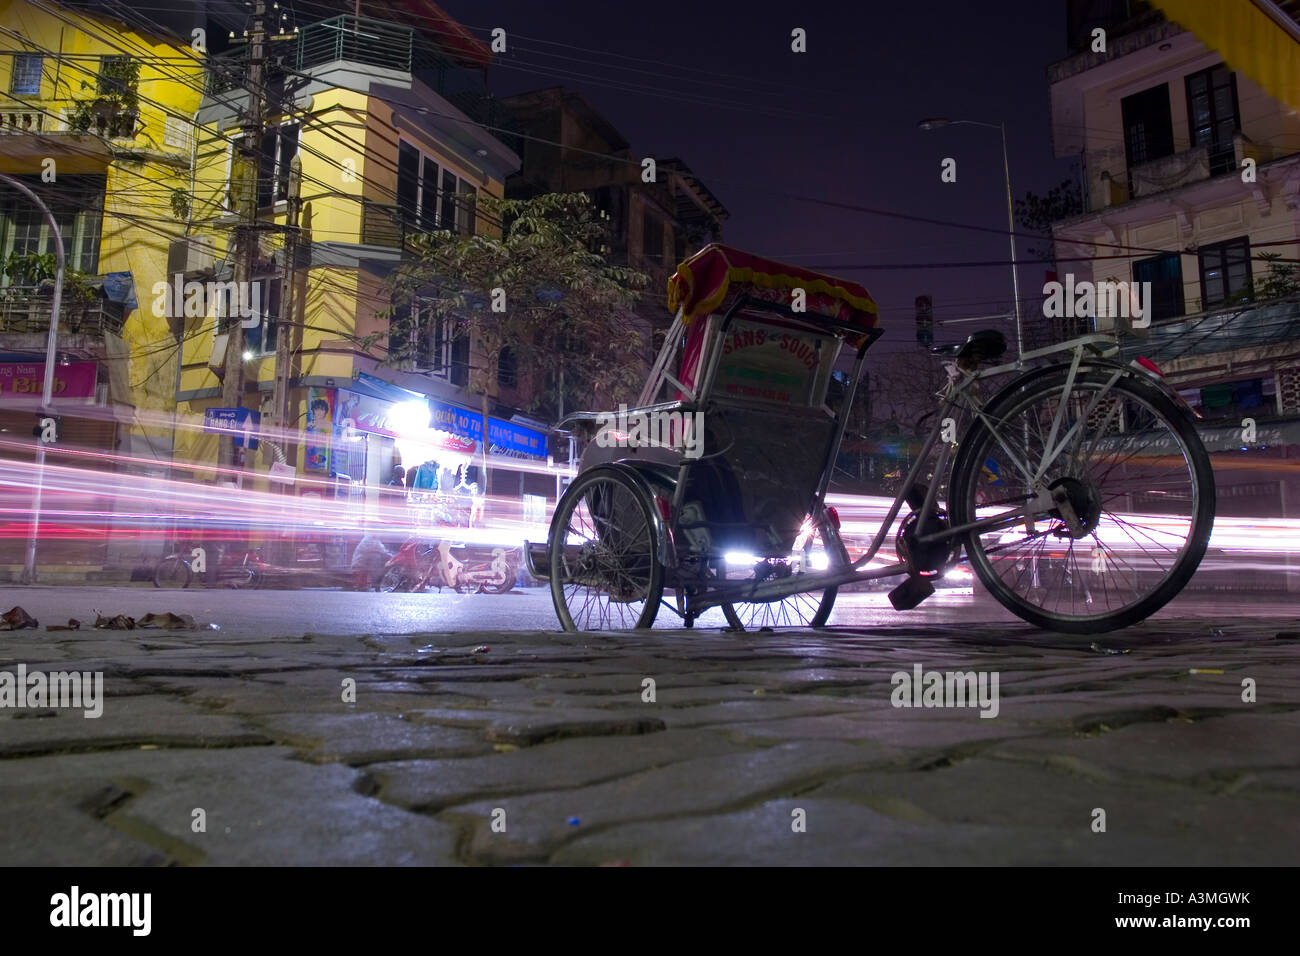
[930,328,1007,364]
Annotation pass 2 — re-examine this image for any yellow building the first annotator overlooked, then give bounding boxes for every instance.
[179,8,524,505]
[0,0,203,575]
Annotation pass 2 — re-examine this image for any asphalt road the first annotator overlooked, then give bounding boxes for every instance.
[1,583,1295,639]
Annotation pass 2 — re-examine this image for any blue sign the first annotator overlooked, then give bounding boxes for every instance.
[430,400,484,443]
[488,417,546,458]
[203,406,260,449]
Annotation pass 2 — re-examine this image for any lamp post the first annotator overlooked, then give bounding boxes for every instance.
[0,173,64,583]
[918,117,1024,360]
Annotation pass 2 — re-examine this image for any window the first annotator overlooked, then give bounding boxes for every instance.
[1121,84,1174,180]
[97,55,133,95]
[1133,252,1185,321]
[258,123,298,207]
[642,213,663,265]
[396,141,420,224]
[420,156,439,229]
[497,346,517,388]
[1186,65,1240,176]
[228,125,298,211]
[10,54,42,95]
[245,277,282,355]
[1199,237,1252,309]
[392,303,469,385]
[0,174,104,276]
[439,168,457,233]
[455,178,476,236]
[397,143,447,230]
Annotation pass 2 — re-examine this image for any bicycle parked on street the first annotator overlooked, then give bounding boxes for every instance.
[527,244,1214,634]
[154,543,268,589]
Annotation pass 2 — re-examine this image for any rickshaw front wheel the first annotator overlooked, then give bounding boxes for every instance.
[549,467,664,631]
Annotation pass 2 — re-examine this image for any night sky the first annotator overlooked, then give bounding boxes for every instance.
[438,0,1072,353]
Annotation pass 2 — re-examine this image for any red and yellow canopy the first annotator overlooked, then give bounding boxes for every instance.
[667,244,879,331]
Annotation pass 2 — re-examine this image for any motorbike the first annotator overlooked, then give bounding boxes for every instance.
[377,537,455,593]
[377,537,518,594]
[450,546,518,594]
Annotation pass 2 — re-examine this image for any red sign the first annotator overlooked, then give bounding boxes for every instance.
[0,361,97,400]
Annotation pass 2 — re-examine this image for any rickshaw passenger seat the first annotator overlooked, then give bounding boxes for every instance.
[929,328,1006,364]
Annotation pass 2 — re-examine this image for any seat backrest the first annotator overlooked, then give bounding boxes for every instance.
[678,398,836,556]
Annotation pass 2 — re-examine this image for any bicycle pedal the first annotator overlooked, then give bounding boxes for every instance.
[888,575,936,611]
[904,484,928,512]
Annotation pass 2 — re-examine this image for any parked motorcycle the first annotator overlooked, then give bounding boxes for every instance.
[377,538,518,594]
[449,546,518,594]
[377,537,455,593]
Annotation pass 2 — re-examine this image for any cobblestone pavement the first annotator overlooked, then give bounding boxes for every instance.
[1,616,1298,865]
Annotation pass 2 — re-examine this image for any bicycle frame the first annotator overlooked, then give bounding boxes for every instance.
[679,331,1133,615]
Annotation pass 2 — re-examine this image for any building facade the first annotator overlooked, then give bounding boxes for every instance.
[1046,0,1300,535]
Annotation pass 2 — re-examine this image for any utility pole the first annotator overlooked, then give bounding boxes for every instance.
[270,153,302,476]
[220,0,268,472]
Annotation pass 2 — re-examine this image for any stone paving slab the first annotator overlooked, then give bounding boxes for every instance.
[546,798,1202,866]
[0,747,460,866]
[2,618,1298,865]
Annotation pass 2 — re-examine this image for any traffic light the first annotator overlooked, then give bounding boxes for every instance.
[915,295,934,348]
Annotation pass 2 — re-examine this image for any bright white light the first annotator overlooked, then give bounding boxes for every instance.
[810,552,830,570]
[242,350,254,360]
[388,399,432,436]
[725,551,757,565]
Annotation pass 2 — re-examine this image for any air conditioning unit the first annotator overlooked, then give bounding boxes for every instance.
[208,332,229,373]
[167,238,216,278]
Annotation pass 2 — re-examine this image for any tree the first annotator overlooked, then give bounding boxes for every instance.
[377,191,650,487]
[1014,178,1083,262]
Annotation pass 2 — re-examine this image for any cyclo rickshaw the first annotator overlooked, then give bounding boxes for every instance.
[526,245,1214,634]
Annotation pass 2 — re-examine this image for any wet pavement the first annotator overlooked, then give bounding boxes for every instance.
[0,589,1297,865]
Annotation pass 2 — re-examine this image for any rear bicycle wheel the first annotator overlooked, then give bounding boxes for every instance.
[722,587,837,630]
[549,467,663,631]
[154,556,192,589]
[950,367,1214,633]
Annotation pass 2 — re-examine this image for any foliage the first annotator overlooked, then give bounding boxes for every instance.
[377,191,650,419]
[68,57,140,139]
[1014,178,1083,262]
[1253,252,1300,301]
[1,252,99,303]
[170,187,191,221]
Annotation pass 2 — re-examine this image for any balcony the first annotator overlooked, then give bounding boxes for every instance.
[359,196,479,253]
[297,15,413,75]
[0,288,127,339]
[1085,133,1254,209]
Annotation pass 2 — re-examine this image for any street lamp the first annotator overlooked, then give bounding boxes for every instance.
[918,117,1025,360]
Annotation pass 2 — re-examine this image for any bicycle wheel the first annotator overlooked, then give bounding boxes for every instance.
[549,467,663,630]
[722,587,836,630]
[154,556,192,589]
[950,367,1214,633]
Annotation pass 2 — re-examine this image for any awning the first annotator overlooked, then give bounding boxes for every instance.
[1153,0,1300,113]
